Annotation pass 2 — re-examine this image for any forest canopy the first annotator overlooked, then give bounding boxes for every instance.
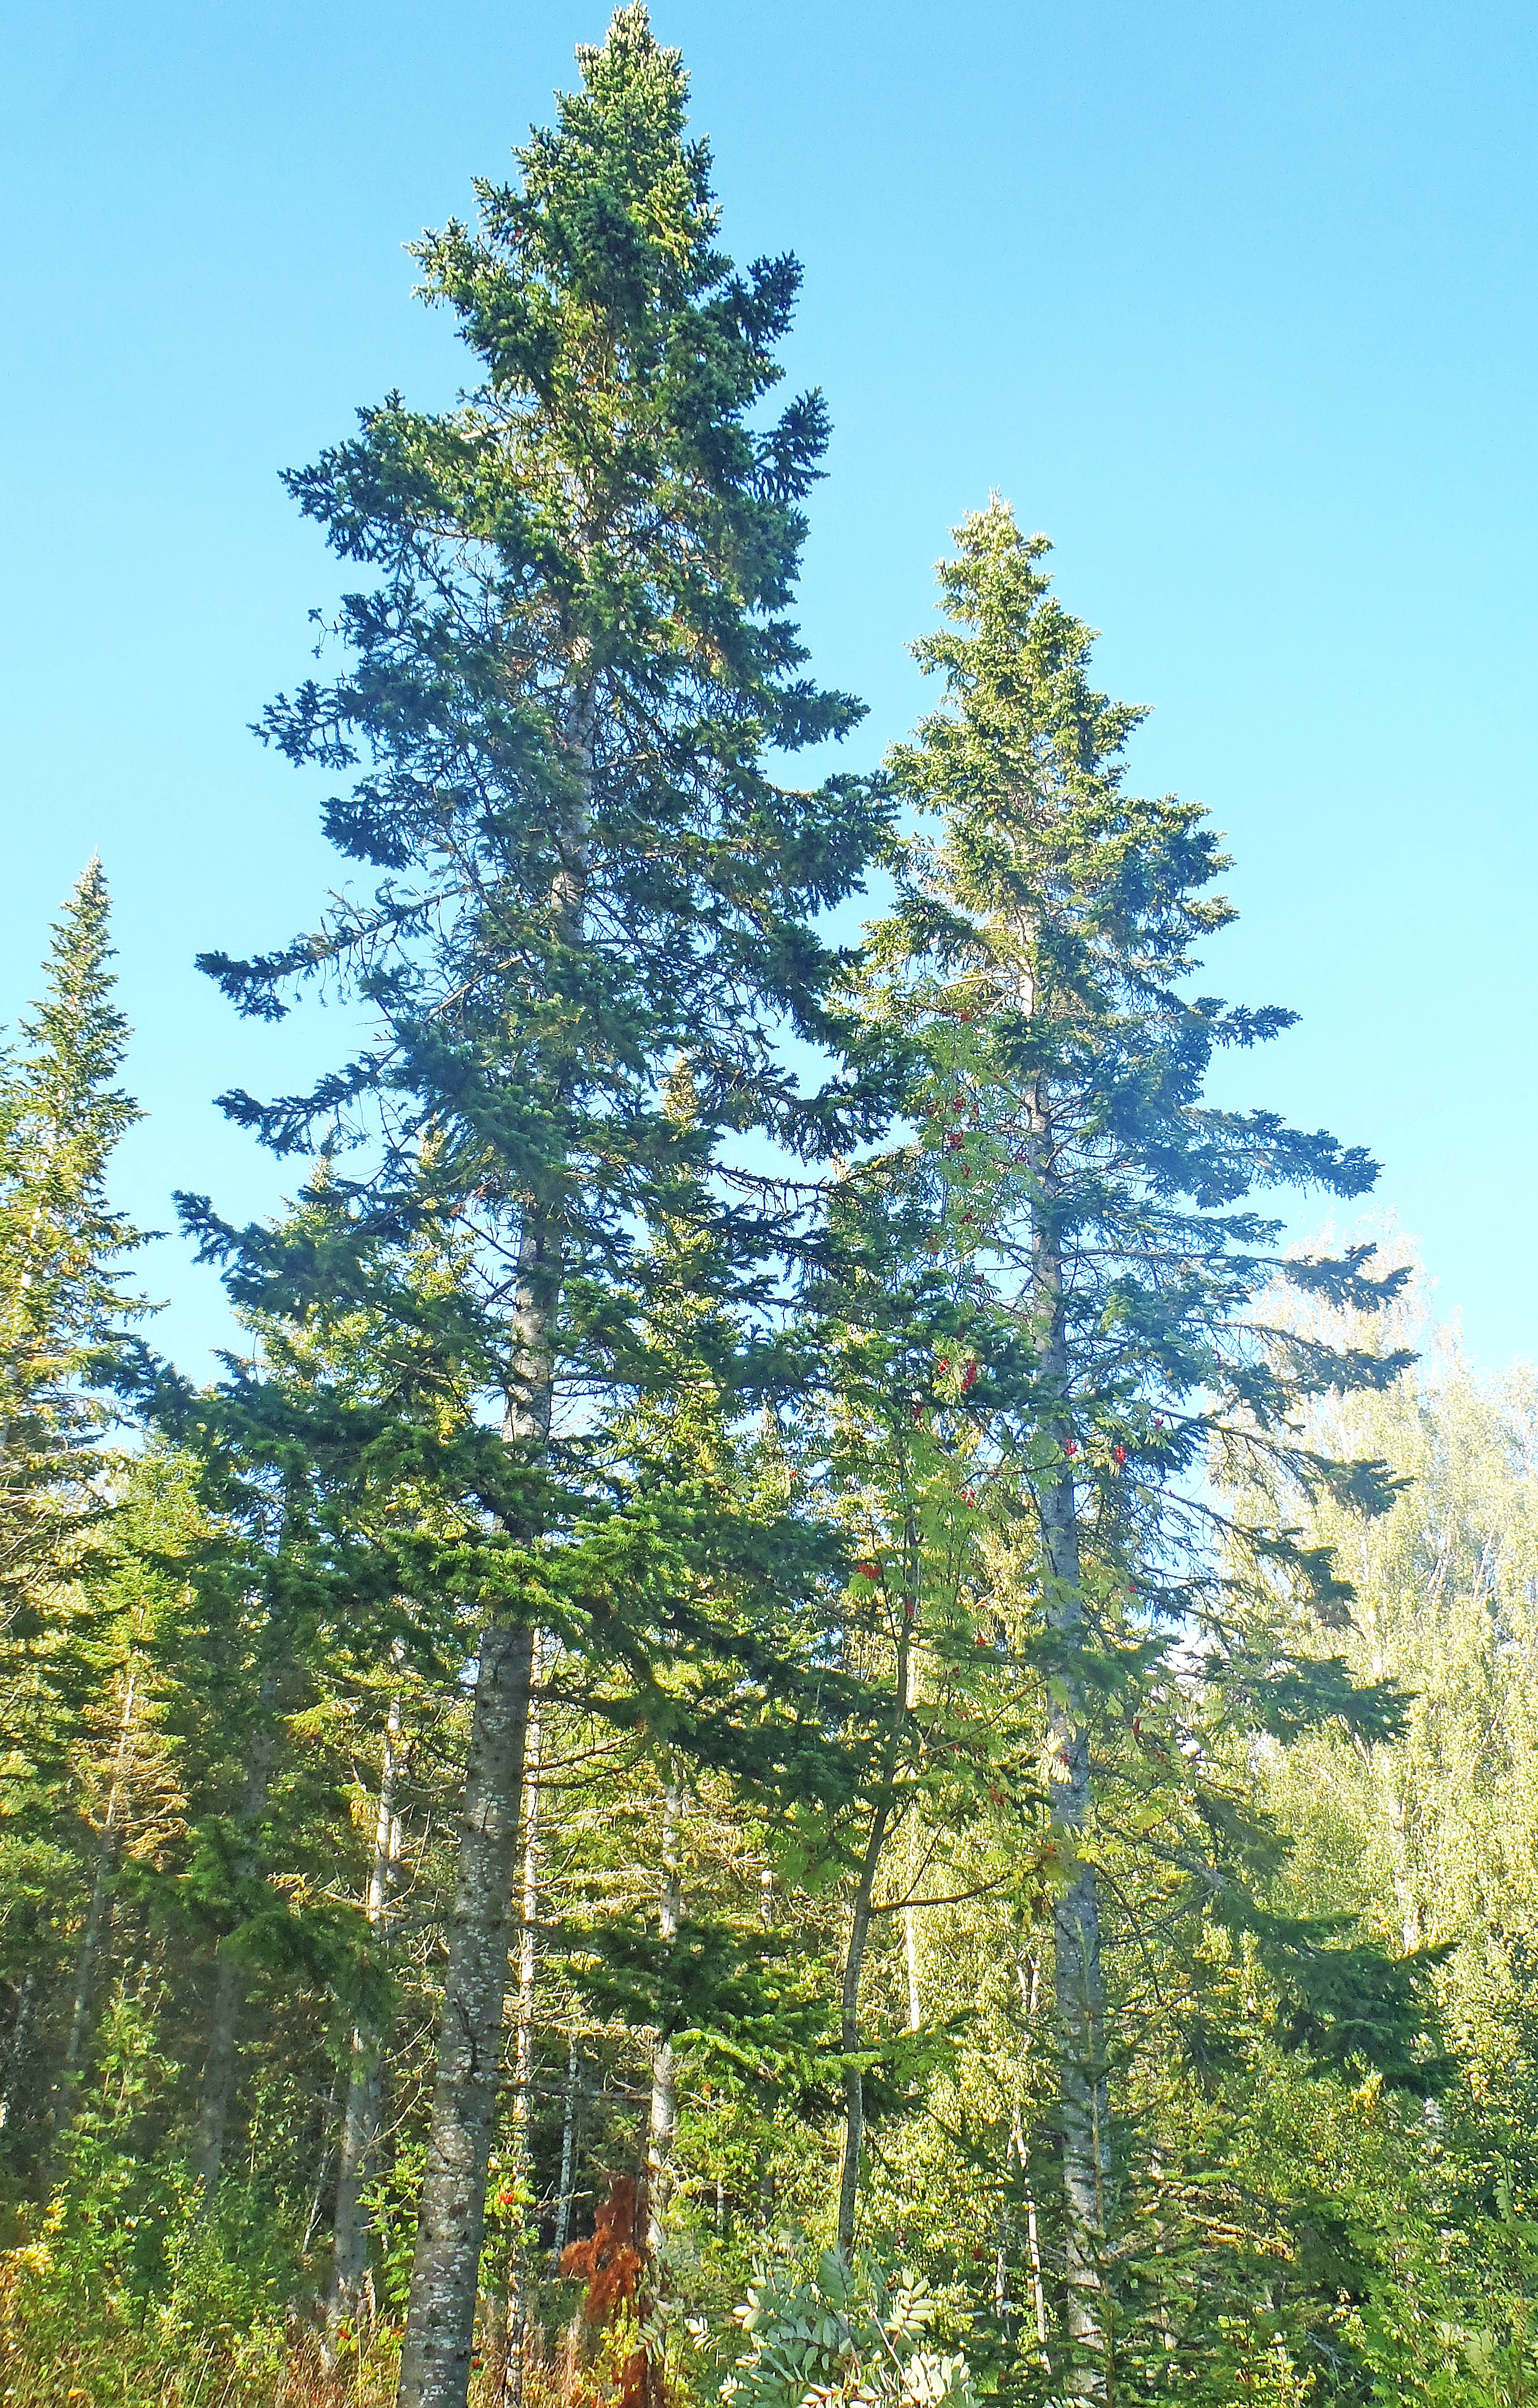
[2,15,1533,2408]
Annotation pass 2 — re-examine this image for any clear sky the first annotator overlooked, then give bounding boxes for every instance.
[3,1,1535,1378]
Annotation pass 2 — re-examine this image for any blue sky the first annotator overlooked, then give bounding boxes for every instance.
[3,1,1535,1377]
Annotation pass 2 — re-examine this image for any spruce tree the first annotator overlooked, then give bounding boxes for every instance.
[0,860,147,1639]
[860,503,1423,2398]
[190,17,887,2403]
[0,863,149,2155]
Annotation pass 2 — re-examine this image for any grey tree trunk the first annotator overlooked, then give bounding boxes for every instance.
[306,2059,351,2257]
[549,2032,580,2269]
[491,1648,545,2408]
[394,1617,536,2408]
[645,1769,683,2269]
[396,665,593,2408]
[0,1968,37,2137]
[835,1612,911,2261]
[835,1793,891,2261]
[193,1665,280,2206]
[1031,1151,1111,2399]
[329,1692,404,2335]
[1011,1977,1051,2367]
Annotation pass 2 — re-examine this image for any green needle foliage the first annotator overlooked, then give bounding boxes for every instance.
[185,14,892,2403]
[8,30,1538,2408]
[0,860,150,1649]
[840,501,1440,2395]
[0,864,153,2181]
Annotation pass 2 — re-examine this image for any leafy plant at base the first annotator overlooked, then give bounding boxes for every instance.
[722,2250,977,2408]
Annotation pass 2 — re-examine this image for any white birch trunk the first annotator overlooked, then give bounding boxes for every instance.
[645,1770,682,2268]
[549,2034,580,2269]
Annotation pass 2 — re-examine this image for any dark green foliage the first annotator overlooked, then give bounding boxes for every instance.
[6,23,1538,2408]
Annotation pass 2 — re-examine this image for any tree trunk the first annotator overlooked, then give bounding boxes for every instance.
[193,1949,243,2202]
[397,665,592,2408]
[306,2060,351,2257]
[194,1666,279,2206]
[837,1589,919,2263]
[1032,1173,1111,2399]
[0,1968,37,2138]
[395,1619,536,2408]
[550,2033,580,2269]
[836,1598,914,2263]
[330,1692,404,2335]
[841,1559,924,2263]
[492,1649,545,2408]
[645,1768,682,2268]
[1011,1968,1052,2369]
[903,1902,922,2034]
[836,1789,891,2260]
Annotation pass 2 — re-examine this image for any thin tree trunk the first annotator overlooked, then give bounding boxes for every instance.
[1031,1160,1111,2399]
[397,665,592,2408]
[492,1650,546,2408]
[307,2059,352,2257]
[1011,1962,1052,2368]
[395,1618,536,2407]
[194,1950,243,2202]
[836,1790,892,2260]
[835,1605,912,2262]
[330,1692,404,2335]
[550,2033,580,2269]
[753,1867,775,2231]
[193,1665,280,2206]
[903,1902,922,2034]
[645,1767,682,2268]
[1011,2104,1050,2364]
[0,1969,37,2136]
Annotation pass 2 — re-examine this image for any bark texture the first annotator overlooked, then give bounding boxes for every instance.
[1032,1182,1111,2399]
[0,1969,37,2136]
[645,1771,683,2267]
[549,2033,580,2269]
[490,1651,545,2408]
[395,665,591,2408]
[395,1619,535,2408]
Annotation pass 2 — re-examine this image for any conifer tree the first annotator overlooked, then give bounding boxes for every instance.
[190,17,887,2402]
[0,862,149,2155]
[860,503,1425,2397]
[0,860,147,1655]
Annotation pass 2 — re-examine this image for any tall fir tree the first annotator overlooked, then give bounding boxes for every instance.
[856,502,1428,2398]
[189,15,890,2403]
[0,861,151,2156]
[0,860,147,1640]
